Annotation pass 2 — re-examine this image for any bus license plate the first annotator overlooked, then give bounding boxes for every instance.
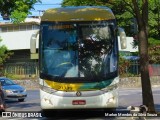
[72,100,86,105]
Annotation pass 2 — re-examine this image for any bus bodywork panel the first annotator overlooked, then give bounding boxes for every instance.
[40,89,118,109]
[39,6,120,110]
[40,77,118,109]
[41,6,115,22]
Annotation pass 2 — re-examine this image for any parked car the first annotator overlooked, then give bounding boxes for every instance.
[0,77,27,102]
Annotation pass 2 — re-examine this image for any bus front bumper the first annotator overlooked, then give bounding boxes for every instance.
[40,89,118,110]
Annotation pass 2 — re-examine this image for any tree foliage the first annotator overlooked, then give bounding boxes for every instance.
[119,55,131,75]
[0,40,13,64]
[0,38,13,76]
[148,38,160,64]
[0,0,41,23]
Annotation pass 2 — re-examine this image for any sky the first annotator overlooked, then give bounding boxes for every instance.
[31,0,63,16]
[0,0,63,22]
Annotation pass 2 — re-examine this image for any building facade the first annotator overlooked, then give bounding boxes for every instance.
[0,21,39,78]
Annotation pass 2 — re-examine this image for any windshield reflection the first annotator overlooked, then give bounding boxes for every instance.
[40,21,118,81]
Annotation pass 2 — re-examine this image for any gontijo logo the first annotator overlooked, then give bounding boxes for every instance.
[2,112,42,118]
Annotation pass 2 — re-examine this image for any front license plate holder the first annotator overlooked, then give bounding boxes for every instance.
[72,100,86,105]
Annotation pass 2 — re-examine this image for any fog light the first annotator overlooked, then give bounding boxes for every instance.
[108,97,114,103]
[44,98,53,105]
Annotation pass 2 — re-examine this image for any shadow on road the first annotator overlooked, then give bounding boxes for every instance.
[5,100,40,110]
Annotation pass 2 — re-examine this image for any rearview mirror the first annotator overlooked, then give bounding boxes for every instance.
[30,30,39,53]
[30,30,39,59]
[118,27,127,49]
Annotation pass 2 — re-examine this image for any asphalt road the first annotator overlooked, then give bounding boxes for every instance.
[1,87,160,119]
[5,90,41,112]
[119,87,160,111]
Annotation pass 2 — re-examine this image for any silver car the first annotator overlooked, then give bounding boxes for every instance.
[0,77,27,102]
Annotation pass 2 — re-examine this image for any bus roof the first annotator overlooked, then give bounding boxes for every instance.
[41,6,115,22]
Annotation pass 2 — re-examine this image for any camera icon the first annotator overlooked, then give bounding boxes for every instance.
[2,112,11,117]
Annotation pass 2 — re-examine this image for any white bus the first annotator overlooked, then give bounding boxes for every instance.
[30,6,127,113]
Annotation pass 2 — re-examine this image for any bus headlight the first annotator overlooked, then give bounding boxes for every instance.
[101,84,118,92]
[44,98,53,105]
[108,97,114,103]
[41,86,57,94]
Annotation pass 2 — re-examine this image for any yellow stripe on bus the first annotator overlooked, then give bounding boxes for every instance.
[45,80,83,91]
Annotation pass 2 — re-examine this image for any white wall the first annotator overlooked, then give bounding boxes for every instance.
[0,30,39,50]
[118,36,138,52]
[25,18,40,23]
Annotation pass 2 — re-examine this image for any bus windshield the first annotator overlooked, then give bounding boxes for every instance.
[40,21,118,82]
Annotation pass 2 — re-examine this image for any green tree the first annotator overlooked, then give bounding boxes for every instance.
[0,38,13,76]
[148,38,160,64]
[132,0,155,113]
[0,0,41,23]
[62,0,155,113]
[119,55,131,76]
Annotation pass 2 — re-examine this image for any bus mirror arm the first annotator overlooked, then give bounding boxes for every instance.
[30,30,39,59]
[118,27,127,49]
[30,30,39,53]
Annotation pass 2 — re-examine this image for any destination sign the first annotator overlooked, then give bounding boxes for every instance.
[49,25,74,30]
